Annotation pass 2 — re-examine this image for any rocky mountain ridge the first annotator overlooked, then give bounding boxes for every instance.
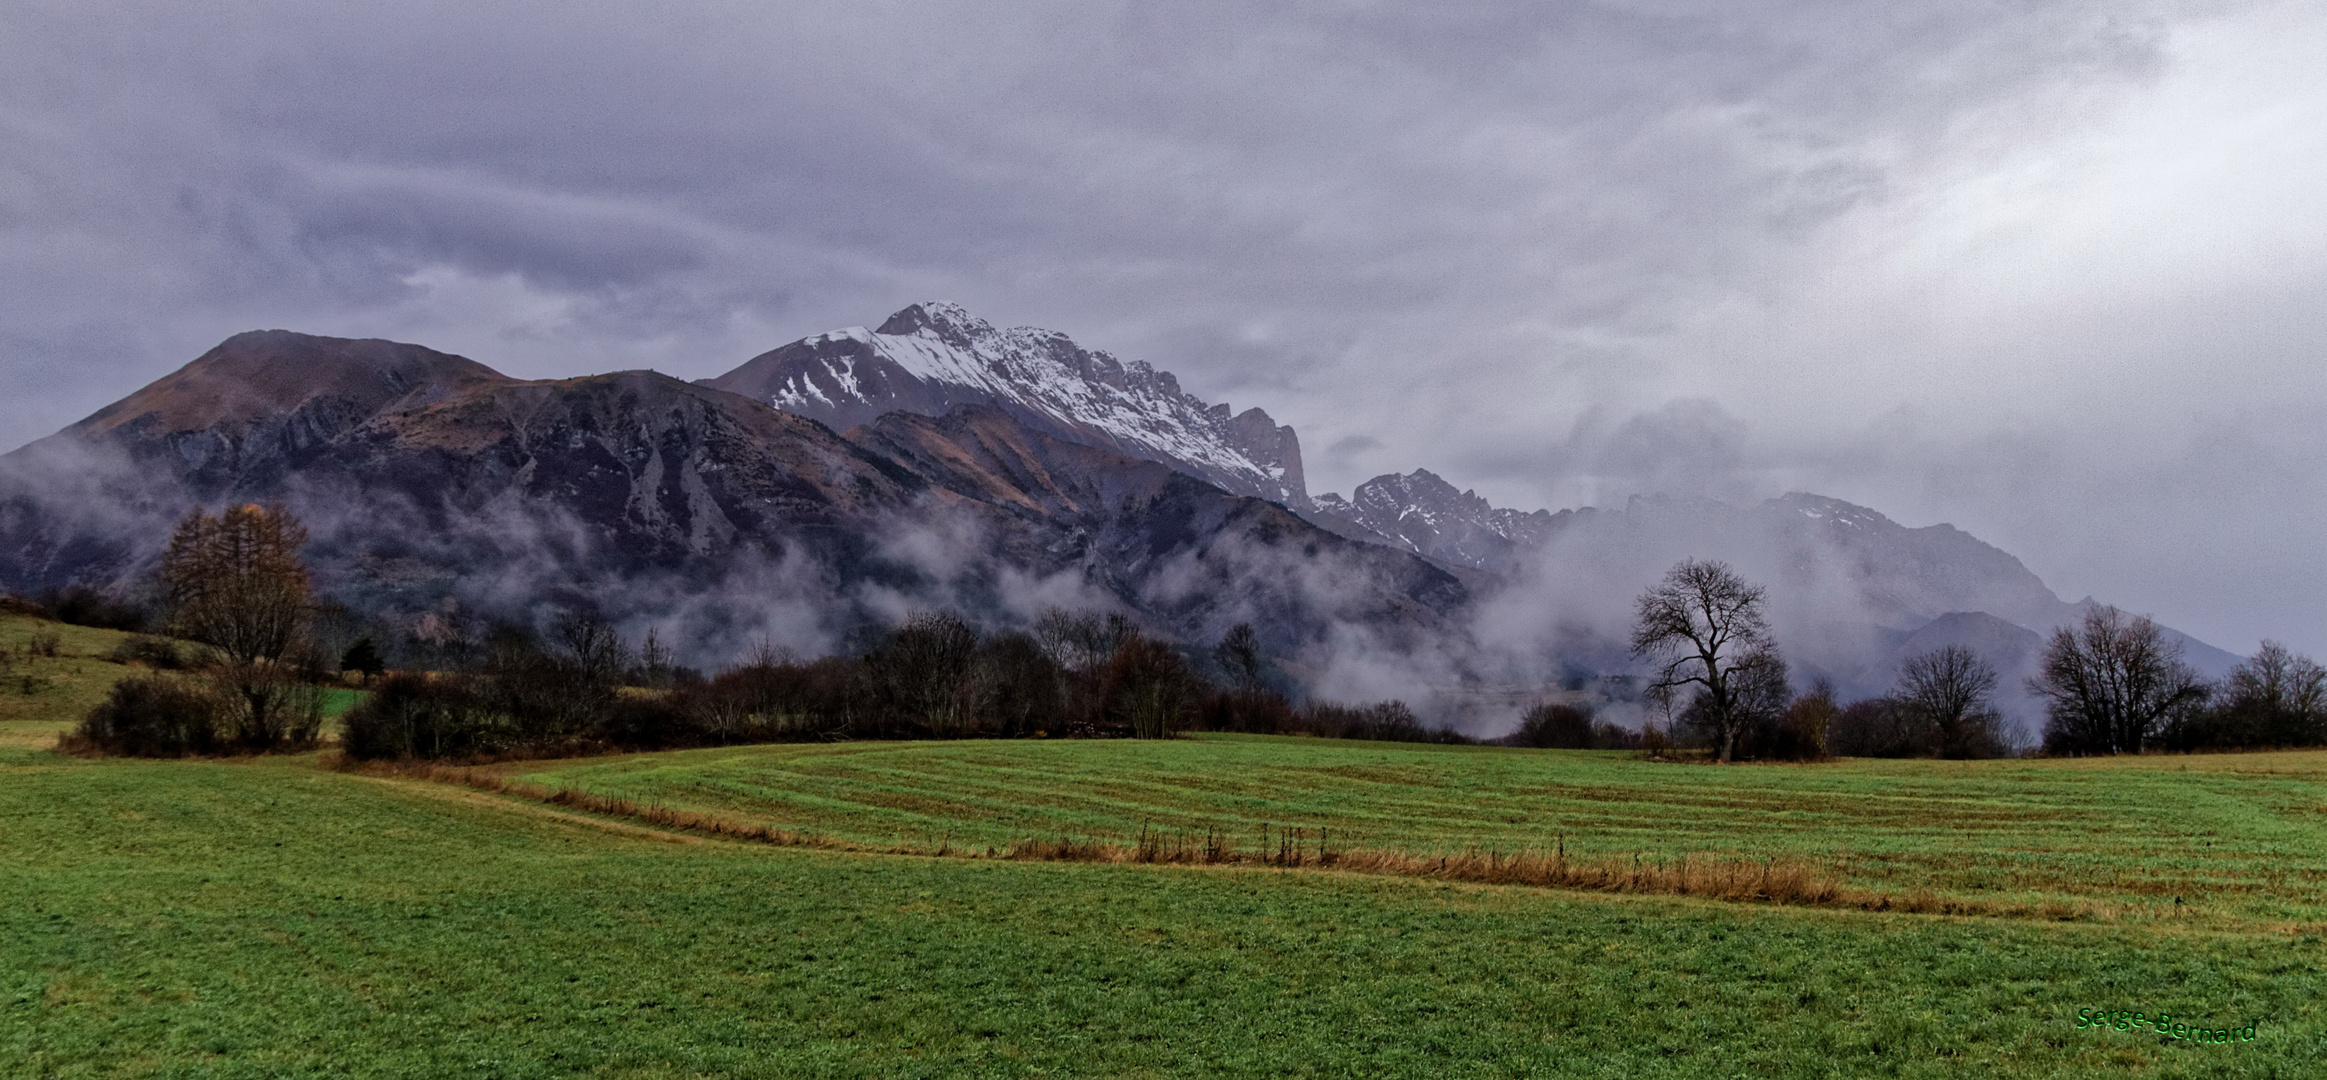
[1306,469,1554,571]
[704,303,1309,509]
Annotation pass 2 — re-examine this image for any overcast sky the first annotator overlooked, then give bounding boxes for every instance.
[4,0,2323,654]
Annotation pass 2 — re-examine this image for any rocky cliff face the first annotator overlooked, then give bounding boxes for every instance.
[704,303,1310,509]
[1306,469,1553,571]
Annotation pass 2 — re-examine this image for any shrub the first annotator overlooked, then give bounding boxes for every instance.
[597,691,699,749]
[65,674,235,757]
[26,628,61,658]
[339,673,500,760]
[1293,700,1472,744]
[1827,698,1923,758]
[108,634,187,670]
[1197,687,1296,734]
[35,587,149,632]
[1511,703,1596,748]
[1587,721,1643,751]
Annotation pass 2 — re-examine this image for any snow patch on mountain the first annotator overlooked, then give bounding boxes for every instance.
[706,303,1308,508]
[1306,469,1553,570]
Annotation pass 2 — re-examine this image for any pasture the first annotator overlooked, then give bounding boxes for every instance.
[3,612,2323,1076]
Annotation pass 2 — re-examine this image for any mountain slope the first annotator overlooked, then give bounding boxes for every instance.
[1306,469,1553,570]
[851,406,1464,637]
[705,303,1309,508]
[74,330,512,493]
[0,332,1460,662]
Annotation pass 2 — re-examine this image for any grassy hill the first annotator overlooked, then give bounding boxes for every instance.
[0,612,365,752]
[0,614,160,747]
[6,699,2325,1074]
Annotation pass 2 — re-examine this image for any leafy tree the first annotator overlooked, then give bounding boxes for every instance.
[2032,606,2208,755]
[1631,559,1780,762]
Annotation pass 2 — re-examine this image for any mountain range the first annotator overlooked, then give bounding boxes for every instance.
[0,304,2243,733]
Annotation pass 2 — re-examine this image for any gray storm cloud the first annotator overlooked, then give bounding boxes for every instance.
[2,0,2322,654]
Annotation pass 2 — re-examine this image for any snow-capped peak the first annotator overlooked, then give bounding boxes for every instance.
[702,304,1309,508]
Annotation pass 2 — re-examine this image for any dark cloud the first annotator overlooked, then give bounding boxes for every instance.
[2,0,2320,653]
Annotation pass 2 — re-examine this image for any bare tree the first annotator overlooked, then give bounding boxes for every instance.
[2216,641,2327,747]
[1034,609,1133,674]
[1895,646,2007,758]
[972,631,1066,737]
[1512,702,1595,749]
[1102,635,1196,739]
[555,611,631,689]
[869,611,981,735]
[2031,606,2208,755]
[158,503,322,748]
[1631,559,1778,762]
[1212,623,1264,691]
[161,503,310,668]
[1034,608,1089,672]
[1769,677,1838,761]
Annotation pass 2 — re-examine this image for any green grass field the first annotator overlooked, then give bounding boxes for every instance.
[512,737,2327,928]
[9,745,2323,1077]
[5,611,2325,1076]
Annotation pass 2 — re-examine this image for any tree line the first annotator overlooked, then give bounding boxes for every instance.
[1607,558,2327,761]
[63,505,1470,759]
[53,507,2327,761]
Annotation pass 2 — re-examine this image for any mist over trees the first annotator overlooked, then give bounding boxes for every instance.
[337,609,1469,762]
[53,505,2327,764]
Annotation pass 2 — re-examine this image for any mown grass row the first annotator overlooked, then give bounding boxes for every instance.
[365,757,2132,921]
[510,736,2327,926]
